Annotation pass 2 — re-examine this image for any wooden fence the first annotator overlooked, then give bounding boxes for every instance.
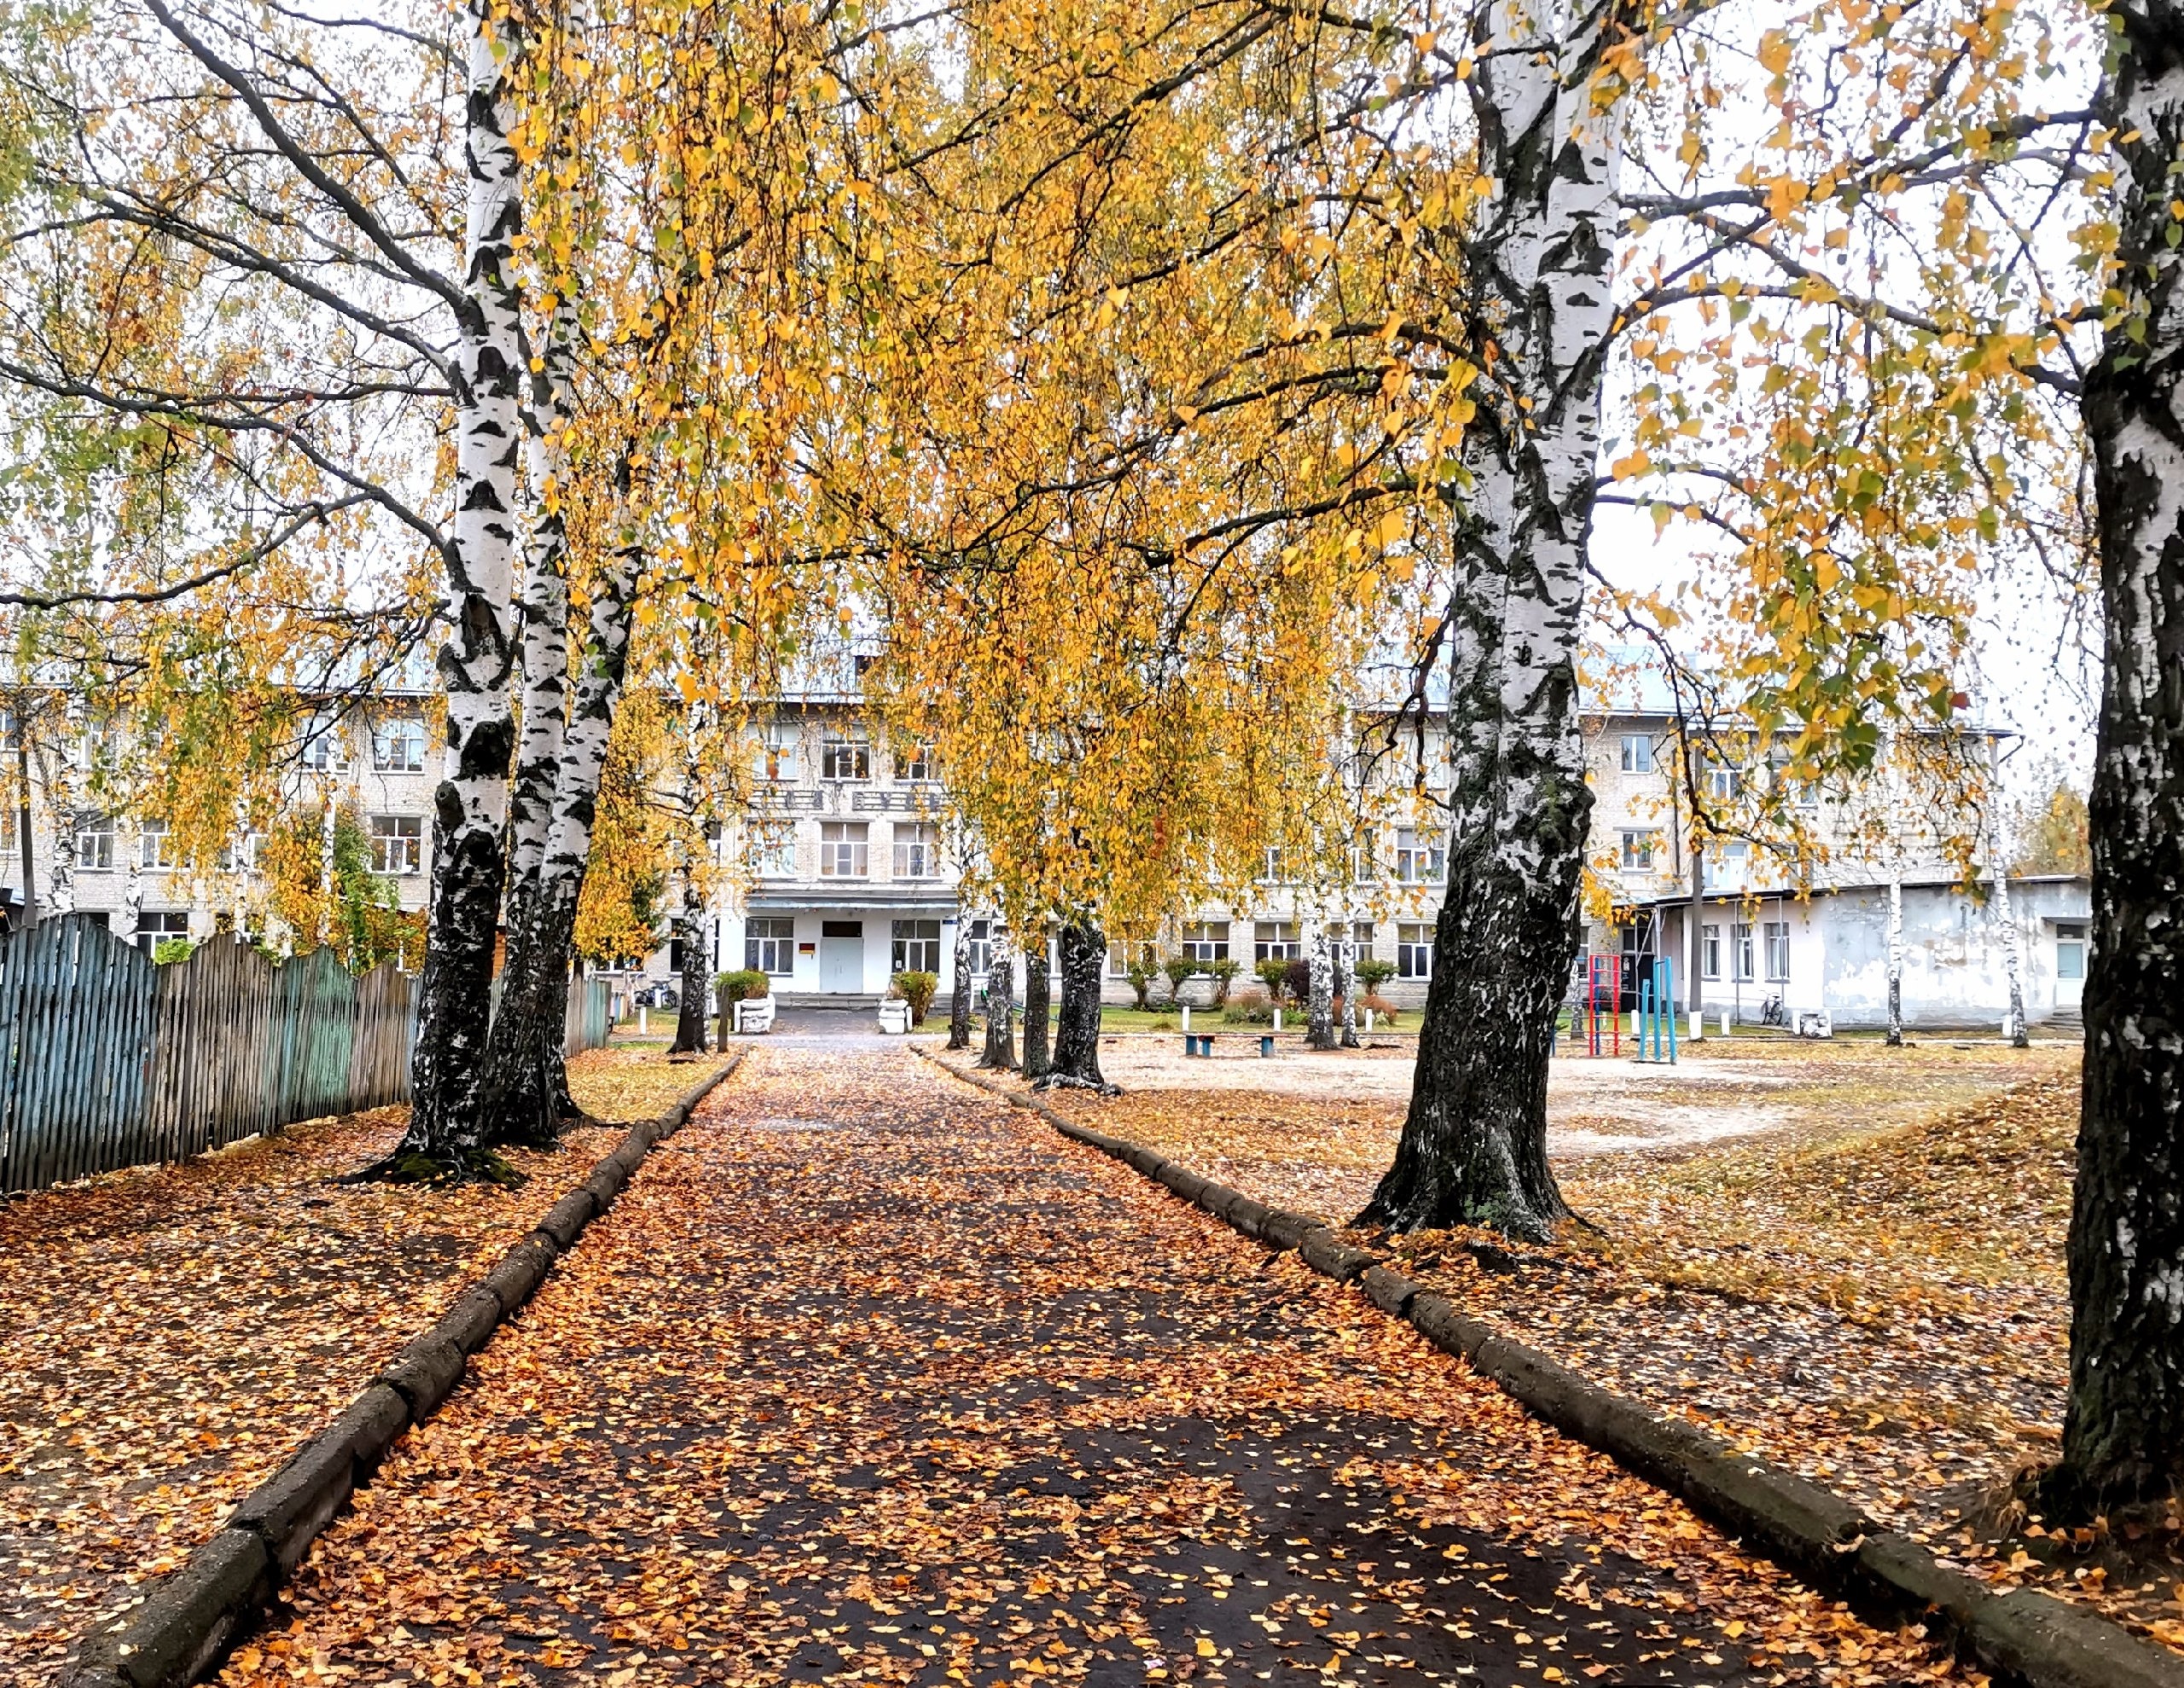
[0,918,618,1195]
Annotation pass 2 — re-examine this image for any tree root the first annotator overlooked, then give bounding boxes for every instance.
[1033,1073,1121,1097]
[342,1146,527,1188]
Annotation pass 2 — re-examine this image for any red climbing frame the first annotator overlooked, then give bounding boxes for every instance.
[1586,954,1620,1056]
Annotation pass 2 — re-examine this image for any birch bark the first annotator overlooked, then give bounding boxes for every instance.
[477,530,641,1144]
[979,937,1018,1070]
[1338,933,1360,1049]
[400,0,525,1165]
[1021,923,1053,1079]
[947,920,974,1049]
[1042,919,1112,1092]
[1993,863,2029,1047]
[1362,0,1628,1239]
[1307,925,1335,1049]
[1885,877,1904,1047]
[2052,0,2184,1512]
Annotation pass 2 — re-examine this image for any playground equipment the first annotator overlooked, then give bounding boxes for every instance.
[1634,956,1678,1064]
[1583,954,1620,1056]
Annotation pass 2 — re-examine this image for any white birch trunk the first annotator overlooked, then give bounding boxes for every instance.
[1885,877,1904,1047]
[2055,0,2184,1511]
[120,821,142,948]
[1307,925,1335,1049]
[318,790,337,946]
[402,0,526,1161]
[1993,863,2029,1047]
[1367,0,1628,1238]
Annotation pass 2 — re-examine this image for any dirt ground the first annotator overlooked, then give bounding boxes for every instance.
[939,1035,2184,1659]
[0,1047,727,1687]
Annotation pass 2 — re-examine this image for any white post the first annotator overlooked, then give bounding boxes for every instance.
[1272,1007,1282,1034]
[1690,1009,1702,1036]
[1365,1008,1374,1032]
[638,1004,648,1035]
[1180,1004,1191,1032]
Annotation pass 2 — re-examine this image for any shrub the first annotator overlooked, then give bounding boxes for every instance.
[152,937,196,966]
[892,969,939,1024]
[714,968,770,1011]
[1253,958,1290,1001]
[1125,959,1155,1010]
[1206,957,1241,1004]
[1223,988,1274,1025]
[1282,957,1313,1004]
[1360,991,1401,1026]
[1162,956,1197,1004]
[1354,957,1397,994]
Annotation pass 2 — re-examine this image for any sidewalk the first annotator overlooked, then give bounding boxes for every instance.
[0,1048,726,1685]
[215,1046,1969,1687]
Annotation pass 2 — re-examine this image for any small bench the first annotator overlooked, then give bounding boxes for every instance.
[734,997,776,1035]
[877,1000,912,1034]
[1183,1032,1275,1059]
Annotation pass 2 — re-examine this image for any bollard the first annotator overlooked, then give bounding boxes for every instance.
[1181,1005,1191,1032]
[638,1005,648,1035]
[1272,1007,1282,1034]
[1364,1008,1374,1032]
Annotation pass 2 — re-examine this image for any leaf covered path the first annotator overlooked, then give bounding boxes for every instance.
[222,1048,1967,1687]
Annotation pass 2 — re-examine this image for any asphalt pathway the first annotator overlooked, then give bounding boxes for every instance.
[217,1048,1958,1687]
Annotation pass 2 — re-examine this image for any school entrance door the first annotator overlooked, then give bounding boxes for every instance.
[820,920,865,994]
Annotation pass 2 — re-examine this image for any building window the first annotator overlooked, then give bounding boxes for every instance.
[819,821,868,878]
[1701,923,1721,980]
[746,916,796,975]
[0,807,13,853]
[1618,830,1658,871]
[140,820,176,871]
[965,917,992,977]
[76,816,115,870]
[1346,920,1376,957]
[1733,921,1755,982]
[1395,828,1445,885]
[0,709,18,754]
[762,728,799,782]
[373,718,427,774]
[1350,841,1378,885]
[2056,923,2087,980]
[1107,937,1154,977]
[1254,920,1300,962]
[821,731,870,782]
[370,814,423,875]
[892,918,942,974]
[897,741,937,782]
[750,820,797,878]
[892,821,937,879]
[1258,846,1288,884]
[1179,920,1228,965]
[1619,734,1653,774]
[1708,762,1745,803]
[1397,923,1433,979]
[303,715,350,773]
[1764,920,1790,982]
[136,910,190,954]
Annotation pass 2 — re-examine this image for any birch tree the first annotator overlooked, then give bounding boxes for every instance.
[2048,0,2184,1517]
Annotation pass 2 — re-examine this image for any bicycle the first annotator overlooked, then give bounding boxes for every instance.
[1758,993,1788,1028]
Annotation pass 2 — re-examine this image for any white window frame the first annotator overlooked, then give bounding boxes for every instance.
[897,742,937,782]
[1619,734,1653,774]
[892,821,937,879]
[1397,923,1433,979]
[892,918,943,974]
[1395,827,1444,885]
[1618,829,1658,872]
[1733,921,1756,983]
[136,909,190,954]
[762,728,800,782]
[140,820,176,871]
[370,814,423,875]
[1179,920,1228,965]
[965,917,992,977]
[1763,920,1791,982]
[746,915,796,975]
[1701,923,1722,980]
[303,716,350,773]
[821,731,871,782]
[1253,921,1300,962]
[372,718,428,774]
[76,816,115,870]
[751,819,797,878]
[819,820,869,878]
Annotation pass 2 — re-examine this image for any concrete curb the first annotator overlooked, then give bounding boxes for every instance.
[59,1057,741,1688]
[916,1047,2184,1688]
